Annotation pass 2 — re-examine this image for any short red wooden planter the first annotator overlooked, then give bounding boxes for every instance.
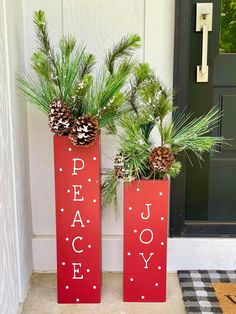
[123,179,169,302]
[54,135,101,303]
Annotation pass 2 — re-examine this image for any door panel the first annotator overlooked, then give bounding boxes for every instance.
[171,0,236,236]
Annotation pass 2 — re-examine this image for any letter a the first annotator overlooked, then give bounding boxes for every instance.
[71,210,85,228]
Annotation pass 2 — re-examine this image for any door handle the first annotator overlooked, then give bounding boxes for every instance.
[196,3,213,83]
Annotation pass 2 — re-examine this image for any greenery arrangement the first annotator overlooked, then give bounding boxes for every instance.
[101,63,224,214]
[17,10,141,147]
[18,11,225,216]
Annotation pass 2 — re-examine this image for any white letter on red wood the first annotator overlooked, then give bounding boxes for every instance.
[141,203,152,220]
[73,185,84,201]
[139,228,154,244]
[139,253,154,269]
[72,158,85,175]
[72,236,83,253]
[71,210,85,228]
[72,263,83,279]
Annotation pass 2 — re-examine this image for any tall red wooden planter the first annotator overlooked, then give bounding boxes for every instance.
[124,179,169,302]
[54,135,101,303]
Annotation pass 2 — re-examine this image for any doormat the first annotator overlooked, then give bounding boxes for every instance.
[212,283,236,314]
[178,270,236,314]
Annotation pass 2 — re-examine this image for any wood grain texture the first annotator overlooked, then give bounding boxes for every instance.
[0,0,32,312]
[0,0,23,312]
[145,0,175,88]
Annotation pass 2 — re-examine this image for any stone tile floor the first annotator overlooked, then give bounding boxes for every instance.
[22,273,185,314]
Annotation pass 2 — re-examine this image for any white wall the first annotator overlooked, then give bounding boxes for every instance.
[0,0,32,312]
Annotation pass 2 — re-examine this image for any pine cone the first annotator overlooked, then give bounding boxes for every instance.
[48,99,74,136]
[69,115,98,147]
[149,146,174,173]
[114,153,136,182]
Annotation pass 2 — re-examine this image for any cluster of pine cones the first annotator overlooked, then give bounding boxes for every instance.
[114,153,137,182]
[48,99,98,147]
[114,146,174,180]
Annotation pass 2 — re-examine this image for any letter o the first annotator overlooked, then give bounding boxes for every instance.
[139,228,153,244]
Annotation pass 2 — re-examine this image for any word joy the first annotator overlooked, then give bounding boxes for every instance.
[138,203,155,269]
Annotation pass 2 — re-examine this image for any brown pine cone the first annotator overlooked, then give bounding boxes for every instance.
[114,153,136,182]
[69,114,98,147]
[48,99,74,136]
[149,146,174,173]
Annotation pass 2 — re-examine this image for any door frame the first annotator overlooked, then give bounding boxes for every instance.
[170,0,236,238]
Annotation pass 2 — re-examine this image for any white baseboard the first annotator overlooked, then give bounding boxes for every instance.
[32,236,236,272]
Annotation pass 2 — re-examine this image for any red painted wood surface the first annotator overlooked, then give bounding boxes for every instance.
[54,135,101,303]
[124,179,169,302]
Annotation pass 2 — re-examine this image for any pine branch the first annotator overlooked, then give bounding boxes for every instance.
[169,107,225,158]
[17,73,56,113]
[126,63,154,117]
[33,10,62,95]
[106,34,141,75]
[60,36,76,60]
[79,53,96,79]
[101,169,120,216]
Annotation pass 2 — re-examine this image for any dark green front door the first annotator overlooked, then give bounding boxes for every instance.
[171,0,236,236]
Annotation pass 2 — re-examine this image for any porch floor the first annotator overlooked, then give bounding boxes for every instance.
[22,273,185,314]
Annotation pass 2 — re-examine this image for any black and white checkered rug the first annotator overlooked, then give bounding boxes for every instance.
[178,270,236,314]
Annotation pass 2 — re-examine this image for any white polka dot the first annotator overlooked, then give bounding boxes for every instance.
[65,237,69,241]
[76,298,80,302]
[88,178,92,182]
[60,208,64,212]
[136,188,140,192]
[158,266,162,270]
[161,217,164,220]
[93,157,96,160]
[62,262,66,266]
[68,148,72,151]
[65,285,69,289]
[159,192,163,196]
[86,219,90,223]
[88,244,92,248]
[67,189,70,193]
[127,252,131,256]
[134,229,137,233]
[93,199,97,203]
[86,269,90,273]
[161,242,164,246]
[141,296,145,299]
[155,283,159,287]
[93,285,97,289]
[59,168,63,172]
[130,278,134,282]
[128,207,132,211]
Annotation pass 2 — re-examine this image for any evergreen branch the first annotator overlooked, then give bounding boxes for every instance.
[60,36,76,60]
[79,53,96,79]
[86,59,133,124]
[169,107,224,158]
[101,169,120,216]
[17,73,56,113]
[106,34,141,74]
[166,160,182,177]
[33,10,62,95]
